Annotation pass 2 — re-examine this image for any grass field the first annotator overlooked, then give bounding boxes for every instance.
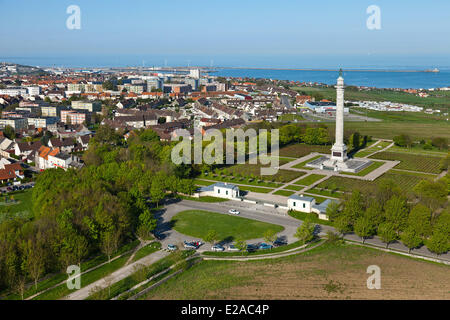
[273,190,295,197]
[0,189,34,222]
[132,242,162,262]
[280,144,331,158]
[171,210,284,242]
[294,174,327,186]
[278,114,304,122]
[144,242,450,299]
[369,152,442,174]
[283,185,304,191]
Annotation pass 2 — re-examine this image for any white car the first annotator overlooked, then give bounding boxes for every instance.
[227,245,240,252]
[228,209,240,215]
[211,245,225,252]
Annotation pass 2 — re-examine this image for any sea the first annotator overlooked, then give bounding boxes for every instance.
[2,54,450,89]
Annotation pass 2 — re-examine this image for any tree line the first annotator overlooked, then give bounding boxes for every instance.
[326,177,449,255]
[0,125,195,298]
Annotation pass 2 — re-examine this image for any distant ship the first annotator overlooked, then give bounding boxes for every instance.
[425,68,440,73]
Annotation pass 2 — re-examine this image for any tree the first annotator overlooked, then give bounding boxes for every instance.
[302,127,330,145]
[294,218,316,244]
[341,190,365,226]
[100,230,120,263]
[349,132,361,151]
[21,237,46,289]
[393,134,412,148]
[325,201,340,221]
[407,204,432,239]
[401,228,422,253]
[205,230,219,245]
[378,222,397,248]
[334,215,352,235]
[383,196,408,235]
[354,216,375,243]
[427,211,450,256]
[137,209,157,240]
[3,125,15,140]
[150,179,165,208]
[263,229,277,245]
[431,137,448,150]
[234,238,247,256]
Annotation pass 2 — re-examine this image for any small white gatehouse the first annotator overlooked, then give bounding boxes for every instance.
[287,194,337,220]
[198,182,240,199]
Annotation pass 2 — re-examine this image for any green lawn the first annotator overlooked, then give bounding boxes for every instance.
[0,189,34,222]
[288,210,334,226]
[283,184,304,191]
[278,114,305,122]
[171,210,284,242]
[273,190,295,197]
[132,242,162,262]
[294,174,327,186]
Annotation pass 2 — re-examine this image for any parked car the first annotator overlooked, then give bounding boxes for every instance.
[183,241,198,249]
[152,232,163,240]
[167,244,177,251]
[273,239,287,247]
[227,244,240,252]
[211,245,225,252]
[258,243,273,250]
[246,244,258,252]
[228,209,240,215]
[192,240,203,247]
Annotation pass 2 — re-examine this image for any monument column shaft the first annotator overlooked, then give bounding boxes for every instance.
[335,83,344,146]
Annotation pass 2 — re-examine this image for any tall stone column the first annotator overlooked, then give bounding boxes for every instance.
[331,69,347,162]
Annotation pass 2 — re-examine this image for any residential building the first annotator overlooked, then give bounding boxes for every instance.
[71,100,102,112]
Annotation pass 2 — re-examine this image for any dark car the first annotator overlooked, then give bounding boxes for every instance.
[246,244,258,252]
[273,239,287,247]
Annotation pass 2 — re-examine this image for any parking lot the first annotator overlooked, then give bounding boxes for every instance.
[153,199,302,253]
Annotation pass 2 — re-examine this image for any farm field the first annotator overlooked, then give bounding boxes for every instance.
[389,145,448,157]
[291,85,450,112]
[369,152,442,174]
[355,141,392,157]
[280,144,331,158]
[144,243,450,300]
[171,210,284,242]
[328,122,450,140]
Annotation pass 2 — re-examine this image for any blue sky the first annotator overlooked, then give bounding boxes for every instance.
[0,0,449,67]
